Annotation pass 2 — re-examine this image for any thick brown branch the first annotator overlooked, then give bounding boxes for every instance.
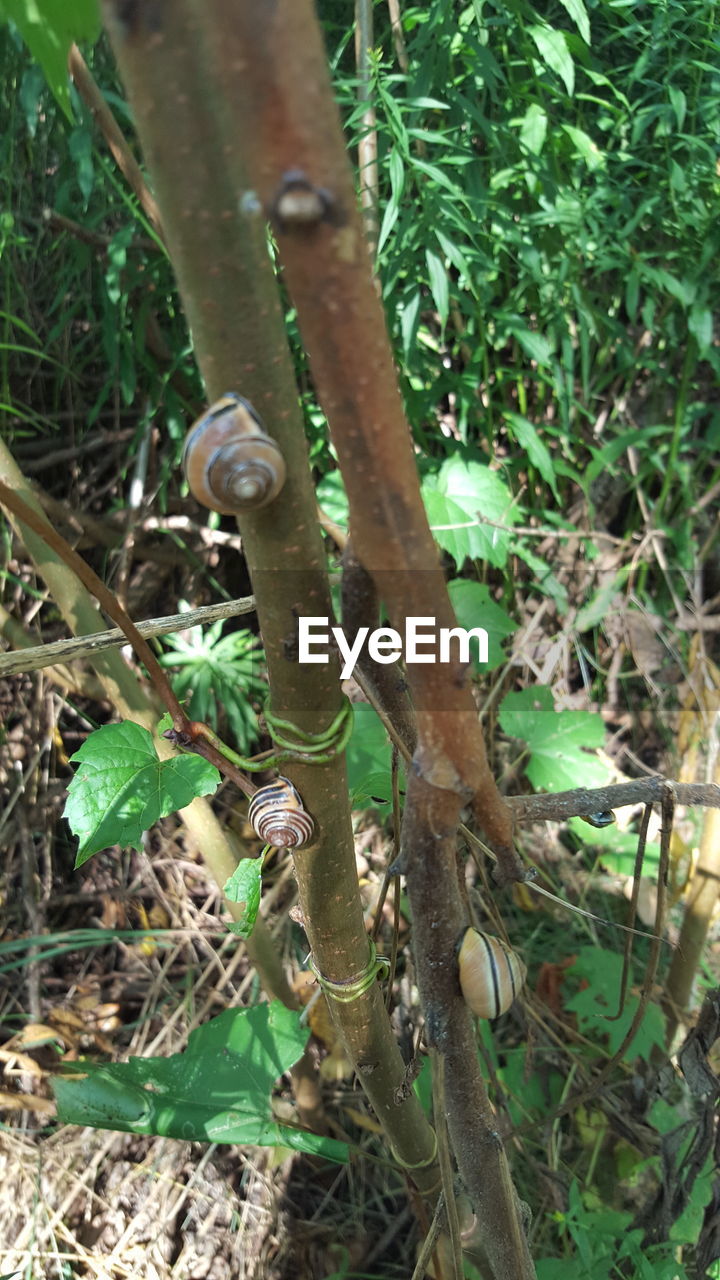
[103,0,441,1204]
[200,0,515,862]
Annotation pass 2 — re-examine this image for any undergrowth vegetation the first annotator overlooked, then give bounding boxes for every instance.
[1,2,719,1278]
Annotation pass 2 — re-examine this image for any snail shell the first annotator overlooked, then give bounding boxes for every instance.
[271,169,337,231]
[248,777,315,849]
[581,811,616,829]
[183,392,287,514]
[457,928,527,1019]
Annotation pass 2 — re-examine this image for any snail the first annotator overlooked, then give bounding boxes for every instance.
[457,928,527,1020]
[248,777,315,849]
[270,169,339,232]
[183,392,287,514]
[581,811,616,828]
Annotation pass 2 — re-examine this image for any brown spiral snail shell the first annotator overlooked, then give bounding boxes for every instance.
[457,928,527,1019]
[248,777,315,849]
[183,392,287,515]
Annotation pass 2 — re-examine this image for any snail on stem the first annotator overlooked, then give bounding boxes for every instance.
[248,777,315,850]
[457,928,527,1019]
[183,392,287,515]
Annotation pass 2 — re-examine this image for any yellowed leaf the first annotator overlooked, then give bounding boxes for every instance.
[0,1089,55,1115]
[5,1023,61,1051]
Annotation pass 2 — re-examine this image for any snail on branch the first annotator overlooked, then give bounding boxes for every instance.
[183,392,287,514]
[248,777,315,849]
[457,928,527,1019]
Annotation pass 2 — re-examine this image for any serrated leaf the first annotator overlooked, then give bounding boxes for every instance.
[223,858,263,938]
[52,1002,348,1162]
[499,687,610,791]
[423,457,517,568]
[565,949,665,1061]
[64,721,220,866]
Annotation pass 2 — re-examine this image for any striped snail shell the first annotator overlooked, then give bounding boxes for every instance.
[248,777,315,849]
[457,928,527,1020]
[183,392,287,515]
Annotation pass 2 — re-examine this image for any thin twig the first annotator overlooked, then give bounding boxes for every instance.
[506,780,720,823]
[0,596,255,677]
[68,43,166,244]
[0,478,185,726]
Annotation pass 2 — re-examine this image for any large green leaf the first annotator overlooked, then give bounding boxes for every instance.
[0,0,101,119]
[64,721,220,866]
[447,579,516,672]
[499,687,610,791]
[52,1002,349,1162]
[528,24,575,96]
[346,702,395,810]
[423,457,516,568]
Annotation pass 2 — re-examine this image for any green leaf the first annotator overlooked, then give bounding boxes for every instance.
[668,85,686,130]
[52,1002,349,1162]
[423,457,517,568]
[557,0,590,43]
[585,427,668,487]
[346,703,393,811]
[377,148,403,254]
[652,268,696,308]
[528,24,574,96]
[688,305,713,356]
[446,580,516,671]
[497,314,554,366]
[575,569,630,632]
[223,858,263,938]
[315,469,348,526]
[565,949,665,1061]
[519,103,548,156]
[159,619,263,756]
[503,413,559,499]
[498,687,610,791]
[64,721,220,866]
[559,124,604,170]
[69,125,95,203]
[425,248,449,326]
[399,287,422,359]
[0,0,101,120]
[510,542,568,613]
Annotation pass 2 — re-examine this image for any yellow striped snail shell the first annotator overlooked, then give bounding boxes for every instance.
[183,392,287,515]
[457,928,527,1019]
[248,777,315,849]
